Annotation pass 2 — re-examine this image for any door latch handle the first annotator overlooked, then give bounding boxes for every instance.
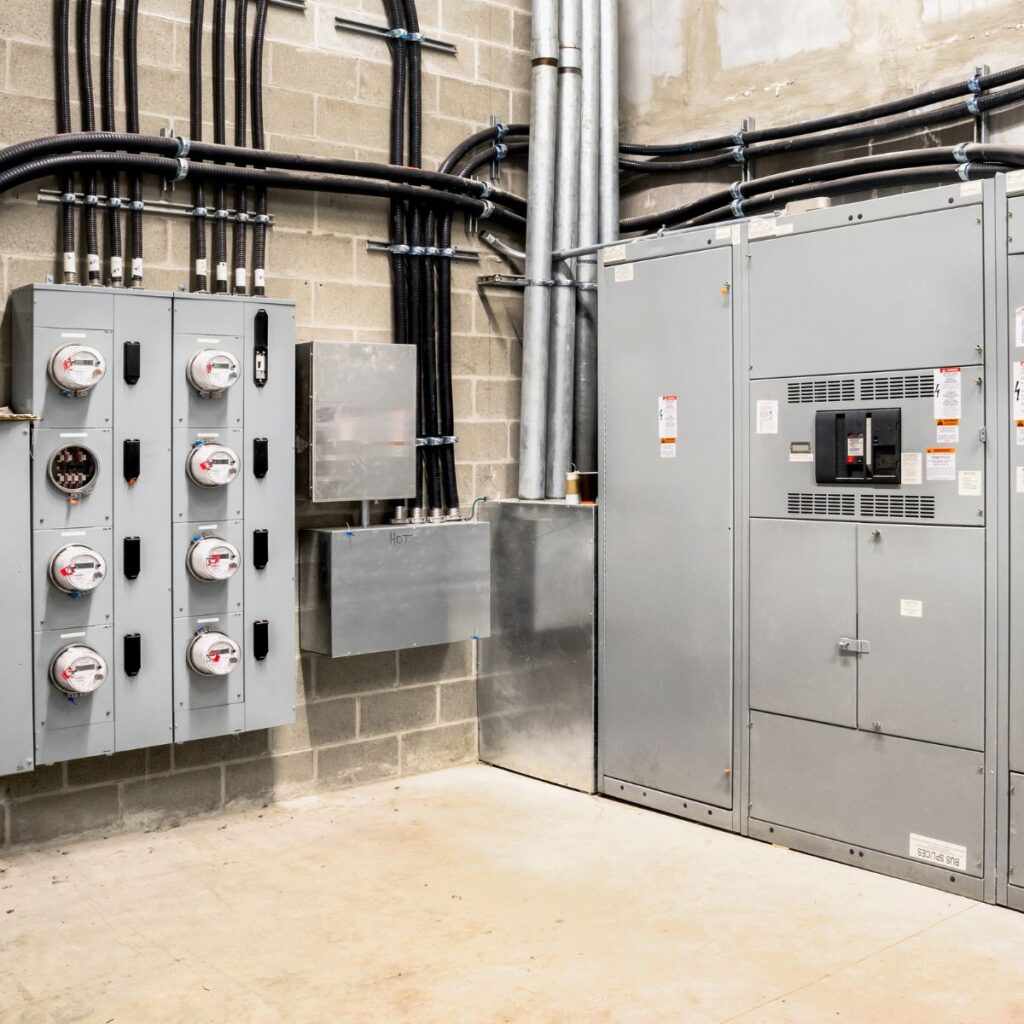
[838,637,870,655]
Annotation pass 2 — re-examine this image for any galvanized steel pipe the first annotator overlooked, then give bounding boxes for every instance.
[598,0,620,243]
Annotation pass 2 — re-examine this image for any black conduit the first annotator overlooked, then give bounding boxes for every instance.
[436,212,458,512]
[55,0,77,283]
[383,0,409,359]
[213,0,228,292]
[101,0,122,285]
[124,0,143,286]
[190,0,209,292]
[250,0,269,296]
[232,0,249,294]
[77,0,101,286]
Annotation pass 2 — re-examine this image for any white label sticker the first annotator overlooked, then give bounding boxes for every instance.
[934,367,962,423]
[658,394,677,459]
[110,256,123,279]
[1018,425,1024,447]
[131,257,144,279]
[1016,307,1024,348]
[959,470,982,497]
[936,424,959,445]
[602,244,627,264]
[756,400,778,435]
[847,435,865,458]
[789,452,814,463]
[960,180,983,198]
[747,219,794,240]
[715,227,732,241]
[900,599,923,618]
[909,833,967,871]
[1018,467,1024,493]
[87,253,100,274]
[1015,363,1024,423]
[614,263,634,283]
[901,452,922,485]
[1009,169,1024,195]
[926,448,957,481]
[63,252,76,273]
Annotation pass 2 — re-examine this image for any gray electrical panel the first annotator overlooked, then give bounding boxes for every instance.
[7,284,295,767]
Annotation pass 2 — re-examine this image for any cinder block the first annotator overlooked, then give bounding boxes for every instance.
[307,697,358,747]
[440,679,477,722]
[174,731,271,771]
[224,751,315,806]
[148,746,173,774]
[359,685,438,737]
[400,721,476,774]
[400,641,475,686]
[456,420,510,462]
[1,763,63,800]
[475,378,521,420]
[9,786,120,845]
[122,768,223,829]
[441,1,514,47]
[475,461,517,499]
[8,42,56,100]
[317,737,399,789]
[270,43,358,99]
[315,651,397,698]
[438,77,511,123]
[67,750,149,789]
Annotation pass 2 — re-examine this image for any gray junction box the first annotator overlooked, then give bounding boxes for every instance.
[599,180,1007,904]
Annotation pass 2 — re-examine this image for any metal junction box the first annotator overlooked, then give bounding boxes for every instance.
[296,340,417,502]
[299,522,490,658]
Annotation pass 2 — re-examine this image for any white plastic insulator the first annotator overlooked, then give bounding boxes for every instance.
[187,536,241,582]
[50,644,108,694]
[49,544,108,594]
[49,344,106,394]
[188,630,241,676]
[187,349,240,394]
[186,443,240,488]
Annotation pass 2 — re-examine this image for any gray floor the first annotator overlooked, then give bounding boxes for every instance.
[2,764,1024,1023]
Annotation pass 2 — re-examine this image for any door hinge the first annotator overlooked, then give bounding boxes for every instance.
[979,426,987,444]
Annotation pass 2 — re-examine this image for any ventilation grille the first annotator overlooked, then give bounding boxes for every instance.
[859,373,933,401]
[787,492,856,517]
[787,379,855,404]
[859,494,936,519]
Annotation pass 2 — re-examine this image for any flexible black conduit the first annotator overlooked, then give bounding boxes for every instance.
[77,0,101,285]
[101,0,121,285]
[124,0,143,286]
[435,211,458,511]
[383,0,409,368]
[190,0,208,292]
[232,0,248,294]
[250,0,269,296]
[439,124,529,176]
[620,62,1024,156]
[213,0,228,292]
[55,0,76,283]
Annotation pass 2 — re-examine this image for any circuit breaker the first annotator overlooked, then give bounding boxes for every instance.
[8,284,295,766]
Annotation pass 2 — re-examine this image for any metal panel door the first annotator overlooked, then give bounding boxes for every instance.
[1009,254,1024,772]
[601,247,734,809]
[857,524,984,750]
[749,519,857,726]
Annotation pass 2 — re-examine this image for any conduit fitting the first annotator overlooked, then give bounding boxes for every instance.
[957,163,976,181]
[952,143,970,163]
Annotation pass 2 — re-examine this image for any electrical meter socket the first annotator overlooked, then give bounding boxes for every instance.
[48,344,107,395]
[187,536,241,582]
[186,442,240,487]
[50,644,108,694]
[47,443,101,497]
[187,630,241,676]
[187,349,240,395]
[49,543,108,594]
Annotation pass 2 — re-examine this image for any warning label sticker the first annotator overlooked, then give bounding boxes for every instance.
[901,452,922,485]
[1018,467,1024,494]
[900,599,923,618]
[1015,363,1024,423]
[926,448,957,481]
[909,833,967,872]
[756,399,778,435]
[936,424,960,445]
[934,367,961,425]
[1016,307,1024,348]
[658,394,677,459]
[959,470,982,497]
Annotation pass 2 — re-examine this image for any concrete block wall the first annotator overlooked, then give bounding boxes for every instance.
[0,0,529,846]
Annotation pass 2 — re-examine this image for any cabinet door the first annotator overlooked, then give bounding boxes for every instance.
[750,519,857,726]
[856,524,984,751]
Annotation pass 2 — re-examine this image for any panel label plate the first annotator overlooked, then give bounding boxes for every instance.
[900,599,923,618]
[901,452,922,485]
[958,470,982,497]
[658,394,677,459]
[756,399,778,435]
[909,833,967,871]
[926,448,956,481]
[934,367,961,424]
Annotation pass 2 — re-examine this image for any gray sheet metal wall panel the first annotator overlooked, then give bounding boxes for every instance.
[112,291,174,751]
[1007,253,1024,772]
[31,427,113,530]
[32,527,113,631]
[749,370,985,527]
[171,520,245,617]
[299,523,490,658]
[0,424,35,775]
[477,501,596,793]
[1009,773,1024,890]
[599,245,735,811]
[749,519,857,726]
[241,299,295,732]
[171,428,245,522]
[748,204,984,379]
[857,524,984,750]
[749,711,984,877]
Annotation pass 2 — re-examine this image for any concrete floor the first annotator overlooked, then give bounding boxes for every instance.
[3,766,1024,1024]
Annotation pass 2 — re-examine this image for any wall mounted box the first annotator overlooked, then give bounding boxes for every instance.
[296,340,417,502]
[299,522,490,657]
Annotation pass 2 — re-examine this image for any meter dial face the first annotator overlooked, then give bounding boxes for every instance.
[50,645,108,694]
[187,350,240,395]
[187,631,241,677]
[187,536,241,582]
[186,443,240,488]
[49,344,106,394]
[49,544,108,593]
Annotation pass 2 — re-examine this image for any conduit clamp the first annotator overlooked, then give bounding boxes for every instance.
[84,193,99,206]
[478,182,494,198]
[967,96,982,116]
[729,181,745,200]
[175,135,192,157]
[494,143,509,161]
[254,213,271,224]
[952,142,970,163]
[957,163,976,182]
[967,71,984,94]
[416,435,458,447]
[61,191,77,205]
[730,145,746,164]
[384,28,423,44]
[730,198,745,218]
[172,158,190,183]
[107,196,123,209]
[193,205,208,219]
[732,129,746,146]
[477,200,496,219]
[235,210,250,223]
[130,199,145,212]
[213,208,229,219]
[494,122,509,140]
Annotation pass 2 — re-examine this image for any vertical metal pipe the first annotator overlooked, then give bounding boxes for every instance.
[598,0,620,243]
[573,0,600,474]
[517,0,559,500]
[545,0,583,498]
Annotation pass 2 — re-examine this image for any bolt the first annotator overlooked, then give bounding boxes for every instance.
[872,721,882,731]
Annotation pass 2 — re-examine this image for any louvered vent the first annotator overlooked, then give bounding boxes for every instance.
[859,374,933,401]
[787,492,856,517]
[787,379,855,404]
[859,494,936,519]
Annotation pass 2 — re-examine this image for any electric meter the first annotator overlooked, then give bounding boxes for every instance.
[186,442,240,487]
[187,535,241,582]
[48,444,100,496]
[48,344,106,395]
[50,644,108,694]
[187,630,241,676]
[49,543,108,594]
[187,349,240,395]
